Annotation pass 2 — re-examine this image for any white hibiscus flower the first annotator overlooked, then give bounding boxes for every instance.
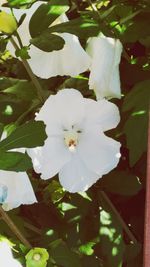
[0,133,37,211]
[86,34,123,100]
[28,89,121,193]
[1,1,90,78]
[0,240,22,267]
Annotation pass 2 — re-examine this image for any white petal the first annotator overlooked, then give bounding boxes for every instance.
[78,131,121,176]
[28,10,90,78]
[0,171,37,211]
[87,35,122,99]
[36,89,85,134]
[0,242,23,267]
[4,3,90,78]
[59,153,100,192]
[84,98,120,131]
[28,31,90,79]
[27,136,71,179]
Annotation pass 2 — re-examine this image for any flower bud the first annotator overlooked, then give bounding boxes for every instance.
[25,247,49,267]
[0,11,17,34]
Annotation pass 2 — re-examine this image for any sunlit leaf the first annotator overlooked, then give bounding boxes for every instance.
[29,0,69,38]
[0,120,47,151]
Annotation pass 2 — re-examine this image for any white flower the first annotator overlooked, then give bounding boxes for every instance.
[86,34,123,100]
[2,2,90,78]
[0,241,22,267]
[0,170,37,211]
[28,89,121,193]
[0,133,37,211]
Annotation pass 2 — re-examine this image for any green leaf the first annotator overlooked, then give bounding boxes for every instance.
[15,46,31,59]
[122,13,150,42]
[8,0,34,7]
[50,241,81,267]
[0,77,19,91]
[0,151,32,171]
[29,0,69,38]
[0,37,7,53]
[3,80,37,101]
[79,242,95,255]
[123,80,150,165]
[101,171,142,196]
[96,193,125,267]
[0,121,47,151]
[45,180,65,203]
[49,17,100,38]
[30,32,65,52]
[0,123,4,139]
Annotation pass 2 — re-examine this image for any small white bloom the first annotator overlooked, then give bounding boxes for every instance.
[0,134,37,211]
[0,170,37,211]
[2,2,90,78]
[28,89,121,193]
[0,241,22,267]
[86,34,123,100]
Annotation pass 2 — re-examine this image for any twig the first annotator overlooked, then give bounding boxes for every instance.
[24,222,42,235]
[0,206,32,248]
[16,100,40,125]
[87,0,99,13]
[10,36,44,103]
[86,0,131,63]
[101,191,137,244]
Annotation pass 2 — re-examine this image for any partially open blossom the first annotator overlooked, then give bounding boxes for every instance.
[25,247,49,267]
[0,240,22,267]
[0,11,17,33]
[86,34,123,100]
[2,1,90,78]
[0,170,37,211]
[0,133,37,211]
[28,89,121,193]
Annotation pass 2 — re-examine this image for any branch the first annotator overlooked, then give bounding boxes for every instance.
[0,206,32,248]
[10,36,44,103]
[101,191,137,244]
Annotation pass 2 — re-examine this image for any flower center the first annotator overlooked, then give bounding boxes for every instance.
[33,253,41,261]
[64,128,82,152]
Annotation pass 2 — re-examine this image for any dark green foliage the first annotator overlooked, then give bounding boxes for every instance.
[29,0,69,38]
[0,0,148,266]
[30,32,65,52]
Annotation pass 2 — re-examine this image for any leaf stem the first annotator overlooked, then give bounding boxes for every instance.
[86,0,131,63]
[86,0,97,12]
[16,100,40,125]
[10,36,44,103]
[0,206,32,248]
[101,191,137,244]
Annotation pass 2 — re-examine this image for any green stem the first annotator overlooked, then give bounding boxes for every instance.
[16,100,40,125]
[101,191,137,244]
[24,222,42,235]
[86,0,101,20]
[86,0,131,63]
[0,206,32,248]
[14,31,23,49]
[87,0,98,13]
[10,36,44,103]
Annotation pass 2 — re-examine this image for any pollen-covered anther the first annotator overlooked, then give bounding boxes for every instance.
[64,130,78,151]
[68,139,76,147]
